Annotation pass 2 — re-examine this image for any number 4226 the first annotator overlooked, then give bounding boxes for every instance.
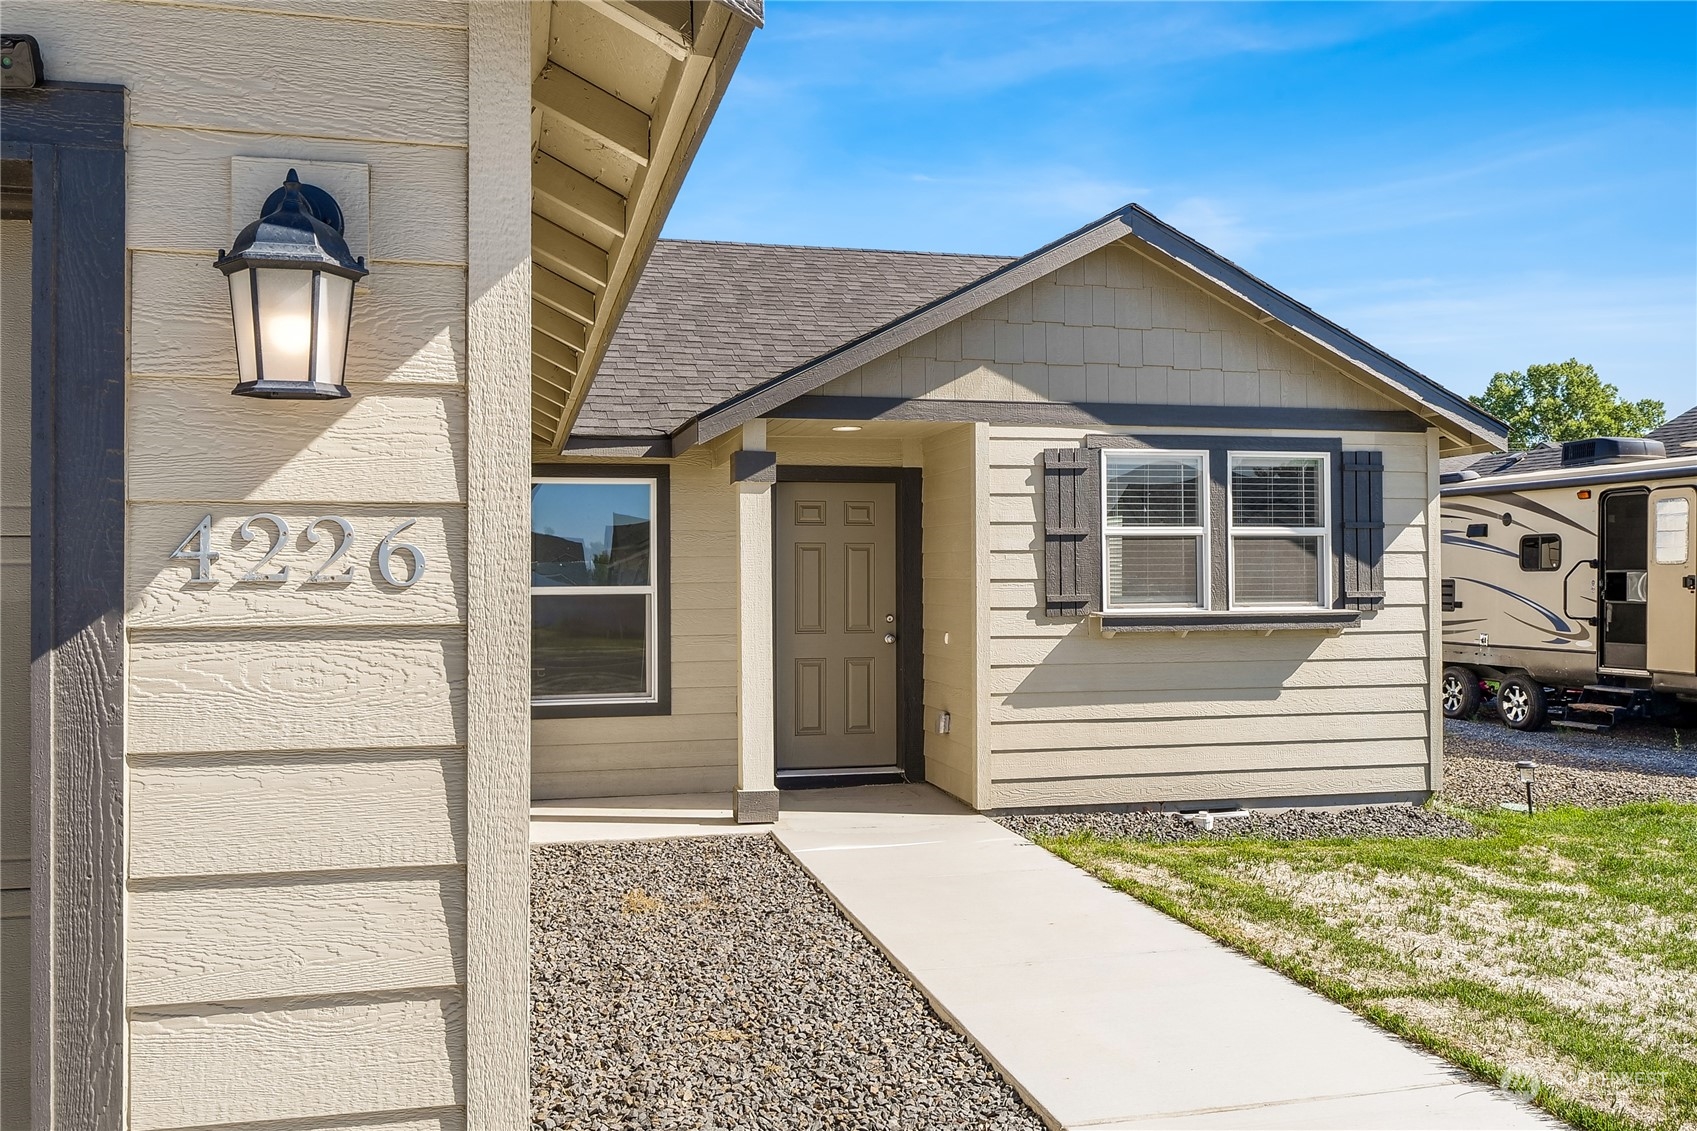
[171,514,428,588]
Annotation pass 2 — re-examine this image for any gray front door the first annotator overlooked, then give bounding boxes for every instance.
[775,481,899,770]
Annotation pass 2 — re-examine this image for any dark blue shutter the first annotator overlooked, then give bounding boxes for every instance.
[1341,450,1385,608]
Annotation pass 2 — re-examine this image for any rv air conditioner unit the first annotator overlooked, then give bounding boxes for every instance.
[1558,437,1666,468]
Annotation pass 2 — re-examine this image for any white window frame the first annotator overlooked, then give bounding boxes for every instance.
[1099,449,1211,613]
[1226,451,1330,611]
[530,474,660,707]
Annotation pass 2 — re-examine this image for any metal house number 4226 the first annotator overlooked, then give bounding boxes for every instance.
[171,514,427,588]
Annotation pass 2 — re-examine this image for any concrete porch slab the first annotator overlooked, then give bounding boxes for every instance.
[771,783,1557,1131]
[529,792,766,845]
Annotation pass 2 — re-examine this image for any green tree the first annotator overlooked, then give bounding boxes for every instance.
[1471,359,1665,450]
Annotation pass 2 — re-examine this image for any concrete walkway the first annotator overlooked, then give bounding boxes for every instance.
[532,784,1558,1130]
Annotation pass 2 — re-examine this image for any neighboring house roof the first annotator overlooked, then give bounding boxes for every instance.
[574,240,1012,439]
[1444,404,1696,480]
[1649,404,1697,453]
[574,204,1510,456]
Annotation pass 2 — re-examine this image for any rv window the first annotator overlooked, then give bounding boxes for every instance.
[1101,451,1208,610]
[531,476,662,707]
[1518,533,1561,572]
[1654,497,1689,565]
[1228,454,1329,608]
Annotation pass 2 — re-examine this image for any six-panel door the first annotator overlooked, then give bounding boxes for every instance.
[775,482,899,770]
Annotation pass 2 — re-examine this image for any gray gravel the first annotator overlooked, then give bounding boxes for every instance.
[996,805,1478,842]
[1442,717,1697,811]
[531,835,1045,1131]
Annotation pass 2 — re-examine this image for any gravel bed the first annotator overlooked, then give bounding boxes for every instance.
[1442,717,1697,811]
[531,835,1044,1131]
[996,805,1478,842]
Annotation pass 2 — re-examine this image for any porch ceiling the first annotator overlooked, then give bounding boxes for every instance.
[529,0,758,451]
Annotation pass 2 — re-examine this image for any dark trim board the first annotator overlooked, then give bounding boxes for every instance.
[529,463,673,719]
[774,466,926,784]
[770,395,1428,434]
[4,81,128,1131]
[573,400,1429,457]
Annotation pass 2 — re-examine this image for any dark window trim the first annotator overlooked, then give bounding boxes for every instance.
[529,463,672,719]
[1518,533,1562,572]
[4,80,128,1131]
[1085,434,1347,613]
[775,465,926,785]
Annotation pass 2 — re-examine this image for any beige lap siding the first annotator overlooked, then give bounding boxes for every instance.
[984,426,1435,810]
[531,449,741,800]
[815,241,1393,410]
[10,0,477,1125]
[919,424,991,807]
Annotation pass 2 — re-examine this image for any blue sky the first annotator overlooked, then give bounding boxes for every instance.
[663,1,1697,412]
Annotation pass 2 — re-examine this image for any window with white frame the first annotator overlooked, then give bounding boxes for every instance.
[1228,453,1329,608]
[531,476,660,705]
[1102,451,1208,610]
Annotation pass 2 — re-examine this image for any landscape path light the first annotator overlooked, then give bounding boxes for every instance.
[217,169,368,399]
[1516,760,1536,815]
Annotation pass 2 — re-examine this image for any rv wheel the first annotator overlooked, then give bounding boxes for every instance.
[1441,666,1481,719]
[1497,674,1548,731]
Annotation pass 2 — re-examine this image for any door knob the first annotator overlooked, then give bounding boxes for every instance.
[884,633,897,644]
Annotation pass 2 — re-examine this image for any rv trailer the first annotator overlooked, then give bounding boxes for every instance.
[1439,437,1697,731]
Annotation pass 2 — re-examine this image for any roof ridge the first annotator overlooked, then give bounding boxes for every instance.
[655,236,1014,260]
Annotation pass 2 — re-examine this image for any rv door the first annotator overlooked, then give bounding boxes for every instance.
[1646,486,1697,677]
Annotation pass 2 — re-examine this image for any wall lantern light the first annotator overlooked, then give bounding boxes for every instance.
[217,169,367,399]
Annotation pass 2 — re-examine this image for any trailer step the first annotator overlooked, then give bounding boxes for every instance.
[1580,684,1641,702]
[1565,701,1628,716]
[1552,719,1613,732]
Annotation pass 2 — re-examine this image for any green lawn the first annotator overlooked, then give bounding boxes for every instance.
[1038,803,1697,1131]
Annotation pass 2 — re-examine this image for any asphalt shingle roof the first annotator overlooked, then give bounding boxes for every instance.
[1444,403,1697,480]
[1648,404,1697,453]
[574,239,1013,438]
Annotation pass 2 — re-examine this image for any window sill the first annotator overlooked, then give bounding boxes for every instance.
[1093,611,1361,637]
[531,699,670,720]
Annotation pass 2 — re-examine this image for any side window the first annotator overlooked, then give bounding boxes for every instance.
[531,476,662,708]
[1101,451,1207,610]
[1518,533,1561,572]
[1654,496,1689,565]
[1229,453,1328,608]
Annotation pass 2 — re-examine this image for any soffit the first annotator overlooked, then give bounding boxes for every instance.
[529,0,759,450]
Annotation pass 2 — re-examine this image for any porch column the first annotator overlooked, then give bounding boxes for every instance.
[733,421,780,823]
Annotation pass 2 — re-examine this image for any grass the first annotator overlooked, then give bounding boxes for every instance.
[1036,803,1697,1131]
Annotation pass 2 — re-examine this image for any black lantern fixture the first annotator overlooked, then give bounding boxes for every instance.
[1516,760,1537,814]
[216,170,368,399]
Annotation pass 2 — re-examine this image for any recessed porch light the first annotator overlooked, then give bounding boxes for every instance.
[831,425,862,432]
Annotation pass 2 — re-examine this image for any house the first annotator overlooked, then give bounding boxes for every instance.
[531,207,1507,818]
[1,3,759,1128]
